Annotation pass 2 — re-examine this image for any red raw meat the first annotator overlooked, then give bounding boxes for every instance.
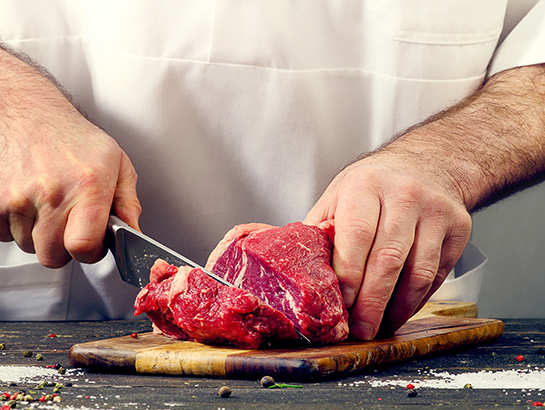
[134,259,298,348]
[134,222,349,348]
[206,222,348,344]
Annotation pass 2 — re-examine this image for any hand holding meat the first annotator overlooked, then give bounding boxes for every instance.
[304,151,471,341]
[305,64,545,341]
[0,46,141,268]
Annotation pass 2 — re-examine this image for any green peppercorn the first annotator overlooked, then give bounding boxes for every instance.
[464,383,473,389]
[217,386,231,398]
[23,350,33,357]
[0,343,5,350]
[57,367,66,374]
[35,354,43,361]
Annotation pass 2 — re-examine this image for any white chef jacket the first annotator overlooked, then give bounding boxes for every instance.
[0,0,543,320]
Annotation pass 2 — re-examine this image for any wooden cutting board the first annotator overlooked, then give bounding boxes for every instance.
[68,301,503,381]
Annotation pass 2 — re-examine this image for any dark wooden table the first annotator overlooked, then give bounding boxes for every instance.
[1,319,544,409]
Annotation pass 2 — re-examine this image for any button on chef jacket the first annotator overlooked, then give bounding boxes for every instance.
[0,0,544,320]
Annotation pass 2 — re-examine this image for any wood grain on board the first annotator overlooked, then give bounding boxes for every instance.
[68,301,504,381]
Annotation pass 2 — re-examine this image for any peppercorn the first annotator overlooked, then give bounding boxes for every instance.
[130,333,138,338]
[0,344,5,350]
[464,383,473,389]
[217,386,231,398]
[516,355,524,362]
[23,350,32,358]
[407,389,418,397]
[35,354,43,361]
[58,367,66,375]
[537,348,545,355]
[260,376,276,388]
[406,383,415,389]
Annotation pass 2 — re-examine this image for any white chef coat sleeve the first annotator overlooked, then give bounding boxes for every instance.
[489,0,545,76]
[0,242,140,320]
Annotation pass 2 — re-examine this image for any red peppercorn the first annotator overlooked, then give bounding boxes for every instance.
[49,333,56,338]
[131,333,138,338]
[39,396,47,402]
[516,355,524,362]
[533,402,544,407]
[406,383,415,389]
[2,405,12,410]
[2,392,9,399]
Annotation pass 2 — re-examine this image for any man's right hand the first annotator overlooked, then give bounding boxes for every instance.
[0,46,141,268]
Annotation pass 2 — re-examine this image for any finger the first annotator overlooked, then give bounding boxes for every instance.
[62,197,112,264]
[5,192,37,253]
[416,221,472,310]
[0,216,14,242]
[32,211,72,268]
[376,220,444,336]
[330,192,380,308]
[379,209,471,336]
[111,152,141,231]
[9,212,36,254]
[349,204,418,341]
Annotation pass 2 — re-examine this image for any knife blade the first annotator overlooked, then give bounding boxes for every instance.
[106,215,233,289]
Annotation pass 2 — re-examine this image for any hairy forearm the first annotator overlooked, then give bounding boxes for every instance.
[376,64,545,211]
[0,42,88,122]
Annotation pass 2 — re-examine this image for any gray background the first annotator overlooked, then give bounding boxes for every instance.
[472,182,545,318]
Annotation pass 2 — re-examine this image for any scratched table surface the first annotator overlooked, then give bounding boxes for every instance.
[1,319,544,409]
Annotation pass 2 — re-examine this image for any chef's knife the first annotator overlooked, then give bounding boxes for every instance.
[106,215,233,289]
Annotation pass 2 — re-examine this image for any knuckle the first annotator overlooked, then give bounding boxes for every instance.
[407,265,437,292]
[39,253,72,269]
[355,293,390,321]
[6,191,33,215]
[338,220,376,247]
[371,245,407,273]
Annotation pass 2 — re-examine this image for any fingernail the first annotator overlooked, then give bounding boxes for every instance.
[340,285,357,307]
[351,322,375,341]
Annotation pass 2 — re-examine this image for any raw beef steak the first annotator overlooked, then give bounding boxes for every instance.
[206,222,349,345]
[134,222,349,348]
[134,259,298,348]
